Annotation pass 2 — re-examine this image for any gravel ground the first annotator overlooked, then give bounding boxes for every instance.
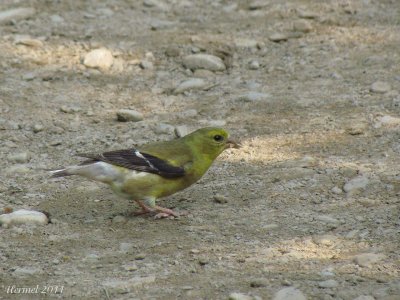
[1,0,399,299]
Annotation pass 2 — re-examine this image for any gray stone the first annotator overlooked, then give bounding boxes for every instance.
[183,54,226,72]
[116,109,143,122]
[173,78,207,94]
[140,60,153,69]
[250,278,268,288]
[84,48,114,70]
[214,194,228,204]
[343,175,369,193]
[249,60,260,70]
[318,279,339,288]
[112,215,127,224]
[353,253,385,267]
[32,124,44,133]
[273,287,307,300]
[22,72,36,81]
[370,81,391,93]
[331,186,343,194]
[0,209,48,227]
[174,125,190,138]
[154,123,175,135]
[8,152,30,163]
[269,33,289,42]
[293,20,313,33]
[0,7,36,24]
[229,293,254,300]
[13,267,43,277]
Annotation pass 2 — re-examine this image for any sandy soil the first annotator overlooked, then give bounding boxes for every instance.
[1,0,399,299]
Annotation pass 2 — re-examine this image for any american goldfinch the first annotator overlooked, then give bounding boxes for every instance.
[51,127,240,218]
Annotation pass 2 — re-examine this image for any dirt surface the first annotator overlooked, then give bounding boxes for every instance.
[1,0,400,299]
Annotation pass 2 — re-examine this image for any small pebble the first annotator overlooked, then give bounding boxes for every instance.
[135,253,146,260]
[331,186,343,194]
[154,123,175,135]
[269,33,289,42]
[237,92,271,102]
[175,125,190,138]
[249,60,260,70]
[84,48,114,70]
[273,287,307,300]
[318,279,339,288]
[165,45,180,57]
[173,78,207,94]
[8,152,30,163]
[353,253,385,267]
[229,292,254,300]
[343,175,369,193]
[315,215,339,224]
[0,209,49,227]
[116,109,144,122]
[0,7,36,24]
[250,279,268,288]
[183,54,226,72]
[293,20,313,33]
[213,194,228,204]
[112,215,127,224]
[140,60,153,69]
[123,263,138,271]
[370,81,391,93]
[32,124,44,133]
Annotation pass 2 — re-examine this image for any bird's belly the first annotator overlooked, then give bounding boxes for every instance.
[114,171,190,200]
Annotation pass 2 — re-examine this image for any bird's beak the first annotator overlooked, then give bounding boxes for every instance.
[226,139,241,149]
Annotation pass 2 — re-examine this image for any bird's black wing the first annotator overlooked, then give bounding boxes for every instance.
[77,149,185,178]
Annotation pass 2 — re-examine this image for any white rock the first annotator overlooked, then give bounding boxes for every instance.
[154,123,175,135]
[8,152,30,163]
[331,186,343,194]
[318,279,338,288]
[229,293,254,300]
[173,78,207,94]
[13,267,43,277]
[183,54,226,71]
[174,125,190,138]
[273,287,307,300]
[84,48,114,70]
[140,60,154,69]
[353,253,385,267]
[249,60,260,70]
[0,7,36,24]
[370,81,391,93]
[353,296,375,300]
[102,276,155,292]
[343,175,369,193]
[0,210,48,227]
[269,33,289,42]
[116,109,143,122]
[377,115,400,127]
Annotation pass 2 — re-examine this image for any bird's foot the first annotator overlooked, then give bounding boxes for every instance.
[153,205,179,219]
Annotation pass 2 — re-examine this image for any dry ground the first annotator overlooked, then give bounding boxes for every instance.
[1,0,399,299]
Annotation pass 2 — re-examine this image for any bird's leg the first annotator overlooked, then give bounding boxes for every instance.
[131,200,154,216]
[131,200,181,219]
[153,205,179,219]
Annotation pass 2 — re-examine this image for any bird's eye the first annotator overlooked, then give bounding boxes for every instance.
[213,135,224,142]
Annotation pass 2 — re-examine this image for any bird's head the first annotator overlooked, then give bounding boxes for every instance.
[185,127,240,160]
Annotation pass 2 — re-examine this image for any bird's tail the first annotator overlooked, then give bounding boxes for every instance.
[49,168,74,178]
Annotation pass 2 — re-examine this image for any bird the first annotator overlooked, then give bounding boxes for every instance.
[50,127,240,218]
